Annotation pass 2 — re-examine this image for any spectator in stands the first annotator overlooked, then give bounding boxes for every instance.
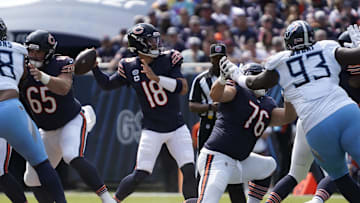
[214,19,231,43]
[258,15,275,53]
[314,29,328,41]
[240,35,268,64]
[198,3,217,30]
[96,35,118,63]
[224,39,242,64]
[180,15,204,44]
[174,8,190,31]
[312,10,335,40]
[111,29,127,50]
[270,36,284,55]
[108,36,135,72]
[164,26,186,52]
[231,8,257,47]
[147,9,159,28]
[181,37,205,62]
[171,0,195,17]
[263,2,284,35]
[211,0,232,26]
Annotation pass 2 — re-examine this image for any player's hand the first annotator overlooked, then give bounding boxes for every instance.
[140,59,159,82]
[219,56,238,78]
[28,63,42,82]
[347,25,360,48]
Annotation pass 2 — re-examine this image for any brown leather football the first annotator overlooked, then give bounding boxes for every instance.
[74,48,97,75]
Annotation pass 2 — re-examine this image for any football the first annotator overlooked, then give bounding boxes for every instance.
[74,48,97,75]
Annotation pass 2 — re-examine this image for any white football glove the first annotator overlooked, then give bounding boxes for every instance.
[219,56,238,78]
[347,24,360,48]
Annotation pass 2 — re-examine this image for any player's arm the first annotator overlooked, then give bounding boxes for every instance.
[335,47,360,67]
[220,56,279,90]
[210,79,236,103]
[28,64,72,96]
[268,101,297,126]
[141,57,187,95]
[92,64,128,90]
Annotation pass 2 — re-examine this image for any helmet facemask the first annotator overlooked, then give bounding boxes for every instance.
[0,18,7,41]
[138,33,161,58]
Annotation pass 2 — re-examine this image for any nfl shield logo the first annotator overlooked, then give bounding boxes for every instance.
[215,45,222,53]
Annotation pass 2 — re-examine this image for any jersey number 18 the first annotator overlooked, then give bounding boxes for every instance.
[141,80,168,108]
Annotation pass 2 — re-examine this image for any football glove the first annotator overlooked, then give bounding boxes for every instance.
[347,24,360,48]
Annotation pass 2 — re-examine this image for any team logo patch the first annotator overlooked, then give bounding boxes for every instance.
[132,69,139,75]
[284,22,301,39]
[133,25,144,35]
[215,45,222,53]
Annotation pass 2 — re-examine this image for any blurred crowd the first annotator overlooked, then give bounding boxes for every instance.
[96,0,360,71]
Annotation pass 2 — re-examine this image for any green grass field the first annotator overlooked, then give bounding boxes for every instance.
[0,192,348,203]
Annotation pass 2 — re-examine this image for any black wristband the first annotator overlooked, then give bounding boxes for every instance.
[208,104,212,111]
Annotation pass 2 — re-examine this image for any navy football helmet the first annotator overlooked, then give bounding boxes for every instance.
[127,23,161,58]
[0,18,7,41]
[24,30,57,67]
[243,63,265,76]
[243,63,267,96]
[284,20,314,50]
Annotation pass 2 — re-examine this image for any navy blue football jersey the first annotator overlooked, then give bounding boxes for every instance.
[21,55,81,130]
[340,68,360,103]
[205,84,277,161]
[115,50,185,132]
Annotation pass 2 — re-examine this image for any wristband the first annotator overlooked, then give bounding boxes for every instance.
[40,71,51,85]
[208,104,212,111]
[158,76,177,92]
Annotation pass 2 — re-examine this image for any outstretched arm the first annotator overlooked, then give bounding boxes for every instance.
[219,56,279,90]
[92,65,128,90]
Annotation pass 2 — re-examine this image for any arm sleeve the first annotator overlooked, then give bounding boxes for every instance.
[92,66,128,90]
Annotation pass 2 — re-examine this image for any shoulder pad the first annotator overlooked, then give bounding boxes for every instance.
[317,40,339,49]
[56,56,75,73]
[265,50,291,70]
[168,49,183,67]
[10,42,28,55]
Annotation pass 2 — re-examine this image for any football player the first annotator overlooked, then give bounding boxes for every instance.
[20,30,115,203]
[195,63,297,203]
[0,19,66,203]
[264,30,360,203]
[220,20,360,202]
[188,43,246,203]
[91,23,197,202]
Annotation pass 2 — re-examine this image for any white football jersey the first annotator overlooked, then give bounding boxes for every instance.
[0,41,27,92]
[265,40,355,133]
